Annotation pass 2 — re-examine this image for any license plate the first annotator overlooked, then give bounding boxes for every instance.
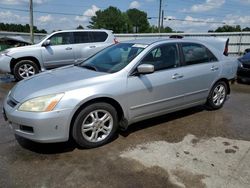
[2,108,8,121]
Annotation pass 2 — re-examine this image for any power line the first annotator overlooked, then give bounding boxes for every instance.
[0,6,85,16]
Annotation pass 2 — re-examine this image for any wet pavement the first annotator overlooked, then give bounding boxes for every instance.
[0,74,250,188]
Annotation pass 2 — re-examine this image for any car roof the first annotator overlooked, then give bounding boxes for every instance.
[120,38,207,45]
[53,29,113,34]
[121,38,172,45]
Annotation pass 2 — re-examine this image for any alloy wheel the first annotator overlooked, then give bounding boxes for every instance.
[212,84,226,106]
[18,64,36,78]
[81,110,113,143]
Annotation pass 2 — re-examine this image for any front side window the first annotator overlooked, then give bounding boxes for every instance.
[49,32,72,46]
[79,43,146,73]
[181,43,218,65]
[140,43,179,71]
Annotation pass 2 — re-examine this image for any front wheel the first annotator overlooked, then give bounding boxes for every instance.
[206,81,228,110]
[13,60,39,81]
[72,103,118,148]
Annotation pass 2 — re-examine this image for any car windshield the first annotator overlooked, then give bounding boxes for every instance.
[79,43,147,73]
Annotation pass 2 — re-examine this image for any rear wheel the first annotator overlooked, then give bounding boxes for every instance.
[206,81,228,110]
[13,60,39,81]
[72,102,118,148]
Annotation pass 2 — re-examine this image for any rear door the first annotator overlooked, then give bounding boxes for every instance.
[177,42,220,104]
[42,32,75,69]
[73,31,110,63]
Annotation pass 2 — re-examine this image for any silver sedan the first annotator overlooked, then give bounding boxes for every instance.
[3,38,238,148]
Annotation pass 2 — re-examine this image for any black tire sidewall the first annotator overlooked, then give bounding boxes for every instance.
[72,102,118,148]
[207,81,228,110]
[13,60,39,81]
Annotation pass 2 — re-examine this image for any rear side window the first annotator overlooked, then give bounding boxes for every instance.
[181,43,218,65]
[90,32,108,42]
[49,32,72,45]
[73,32,91,44]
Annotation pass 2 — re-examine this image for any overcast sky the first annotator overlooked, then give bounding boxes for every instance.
[0,0,250,33]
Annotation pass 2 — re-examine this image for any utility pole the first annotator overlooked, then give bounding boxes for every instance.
[29,0,34,44]
[161,10,164,32]
[158,0,162,33]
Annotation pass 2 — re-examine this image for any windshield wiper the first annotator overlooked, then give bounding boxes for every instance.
[80,64,97,71]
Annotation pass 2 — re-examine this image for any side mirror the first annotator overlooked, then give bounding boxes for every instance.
[42,39,51,47]
[137,64,154,74]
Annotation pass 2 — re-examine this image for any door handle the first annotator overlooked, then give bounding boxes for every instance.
[172,73,184,79]
[65,47,72,50]
[211,66,219,71]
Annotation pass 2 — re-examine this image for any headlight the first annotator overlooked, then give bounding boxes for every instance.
[238,61,243,68]
[18,93,64,112]
[1,50,9,56]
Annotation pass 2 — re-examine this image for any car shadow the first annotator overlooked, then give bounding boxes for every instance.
[15,106,205,154]
[15,135,77,154]
[0,74,16,83]
[120,105,205,137]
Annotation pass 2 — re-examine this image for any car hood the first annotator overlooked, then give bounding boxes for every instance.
[239,57,250,64]
[7,44,40,55]
[10,66,108,102]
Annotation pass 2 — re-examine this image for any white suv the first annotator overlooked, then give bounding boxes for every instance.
[0,29,116,80]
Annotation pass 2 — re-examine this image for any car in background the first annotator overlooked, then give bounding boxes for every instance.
[244,48,250,54]
[237,52,250,83]
[0,29,116,80]
[3,38,237,148]
[0,36,31,52]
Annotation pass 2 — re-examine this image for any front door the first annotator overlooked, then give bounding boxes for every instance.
[42,32,75,69]
[127,43,186,121]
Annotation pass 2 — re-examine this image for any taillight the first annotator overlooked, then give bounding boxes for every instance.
[223,38,229,56]
[114,38,119,44]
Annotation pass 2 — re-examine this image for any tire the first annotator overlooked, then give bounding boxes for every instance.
[72,102,118,148]
[206,81,228,110]
[13,60,39,81]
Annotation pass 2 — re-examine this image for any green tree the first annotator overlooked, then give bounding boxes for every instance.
[126,8,150,33]
[76,25,84,29]
[242,27,250,31]
[0,22,47,33]
[149,25,174,33]
[88,6,127,33]
[213,25,241,32]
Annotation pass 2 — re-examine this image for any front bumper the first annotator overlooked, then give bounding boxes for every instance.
[0,55,12,73]
[3,97,73,143]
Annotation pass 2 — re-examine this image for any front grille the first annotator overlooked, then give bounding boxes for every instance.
[7,97,19,108]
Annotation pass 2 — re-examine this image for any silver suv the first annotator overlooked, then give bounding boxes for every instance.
[3,38,237,148]
[0,29,116,80]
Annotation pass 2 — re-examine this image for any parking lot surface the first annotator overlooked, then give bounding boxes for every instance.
[0,75,250,188]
